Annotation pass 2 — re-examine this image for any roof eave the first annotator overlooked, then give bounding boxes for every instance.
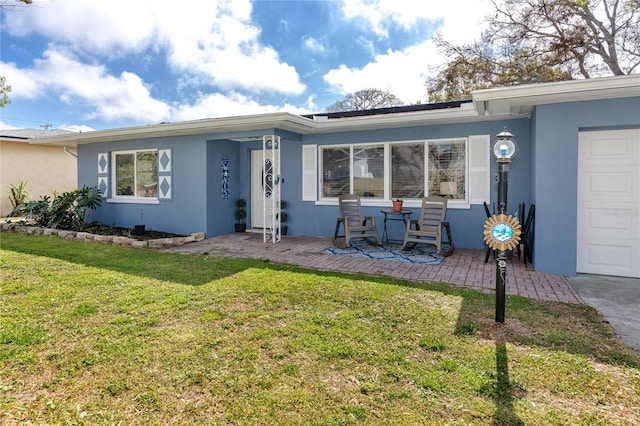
[473,74,640,116]
[34,112,318,147]
[313,104,487,133]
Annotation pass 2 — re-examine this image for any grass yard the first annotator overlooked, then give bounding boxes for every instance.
[1,233,639,425]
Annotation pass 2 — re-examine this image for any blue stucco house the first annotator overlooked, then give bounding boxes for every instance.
[39,75,640,278]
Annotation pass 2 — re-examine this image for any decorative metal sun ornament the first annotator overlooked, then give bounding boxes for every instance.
[483,214,522,251]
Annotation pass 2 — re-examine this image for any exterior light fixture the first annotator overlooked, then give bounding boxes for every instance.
[485,128,520,323]
[492,130,517,161]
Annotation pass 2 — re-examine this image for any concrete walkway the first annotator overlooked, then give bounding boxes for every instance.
[570,275,640,351]
[163,232,583,304]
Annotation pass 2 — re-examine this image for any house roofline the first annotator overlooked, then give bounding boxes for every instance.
[473,74,640,116]
[32,75,640,147]
[34,112,318,147]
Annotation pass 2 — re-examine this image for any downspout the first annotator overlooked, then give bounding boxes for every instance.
[63,146,77,158]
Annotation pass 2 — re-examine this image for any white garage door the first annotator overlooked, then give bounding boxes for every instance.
[577,129,640,278]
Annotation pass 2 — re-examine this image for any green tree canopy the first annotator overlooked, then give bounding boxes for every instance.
[0,76,11,108]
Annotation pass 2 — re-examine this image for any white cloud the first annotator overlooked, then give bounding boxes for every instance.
[1,0,494,127]
[0,120,20,130]
[303,36,330,55]
[0,61,40,99]
[340,0,430,38]
[3,0,156,55]
[4,47,171,123]
[339,0,490,43]
[4,0,305,96]
[325,1,494,102]
[60,124,95,133]
[159,6,306,95]
[171,92,314,122]
[323,41,437,104]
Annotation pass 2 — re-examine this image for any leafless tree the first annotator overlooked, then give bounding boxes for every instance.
[325,88,403,112]
[0,0,33,8]
[427,0,639,101]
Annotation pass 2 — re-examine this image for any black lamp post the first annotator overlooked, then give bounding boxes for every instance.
[492,130,517,323]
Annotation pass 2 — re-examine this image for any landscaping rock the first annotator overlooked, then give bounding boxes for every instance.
[1,224,205,250]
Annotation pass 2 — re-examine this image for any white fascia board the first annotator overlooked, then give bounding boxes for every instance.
[312,106,481,133]
[473,75,640,116]
[33,112,317,147]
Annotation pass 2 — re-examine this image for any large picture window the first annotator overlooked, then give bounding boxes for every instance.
[391,143,425,199]
[113,150,158,198]
[353,145,384,198]
[320,138,467,203]
[427,139,466,200]
[322,147,350,197]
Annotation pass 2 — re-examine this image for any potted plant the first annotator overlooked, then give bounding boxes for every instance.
[234,198,247,232]
[278,200,288,236]
[134,208,145,235]
[392,198,403,212]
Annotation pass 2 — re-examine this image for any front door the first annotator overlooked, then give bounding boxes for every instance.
[251,150,267,228]
[577,129,640,278]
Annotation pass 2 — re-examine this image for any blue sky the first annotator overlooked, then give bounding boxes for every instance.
[0,0,493,132]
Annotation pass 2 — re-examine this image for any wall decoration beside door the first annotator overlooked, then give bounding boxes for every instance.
[221,157,230,199]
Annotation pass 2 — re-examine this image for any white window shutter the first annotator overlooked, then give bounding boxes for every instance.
[468,135,490,205]
[302,144,317,201]
[98,153,109,198]
[158,149,172,200]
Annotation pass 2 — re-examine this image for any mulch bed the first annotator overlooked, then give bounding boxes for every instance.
[2,219,186,242]
[82,224,186,241]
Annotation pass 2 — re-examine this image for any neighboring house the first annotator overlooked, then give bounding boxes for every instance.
[37,75,640,278]
[0,129,77,216]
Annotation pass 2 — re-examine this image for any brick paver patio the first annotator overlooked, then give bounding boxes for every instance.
[163,232,583,304]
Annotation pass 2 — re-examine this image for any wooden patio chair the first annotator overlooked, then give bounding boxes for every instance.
[333,194,381,248]
[401,195,454,256]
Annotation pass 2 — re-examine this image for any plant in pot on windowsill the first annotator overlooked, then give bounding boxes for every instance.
[134,208,145,236]
[234,198,247,232]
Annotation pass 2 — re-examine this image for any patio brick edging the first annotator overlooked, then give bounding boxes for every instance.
[0,222,205,248]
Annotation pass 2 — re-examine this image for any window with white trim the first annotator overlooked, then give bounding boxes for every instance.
[318,138,469,203]
[426,139,466,200]
[112,150,158,198]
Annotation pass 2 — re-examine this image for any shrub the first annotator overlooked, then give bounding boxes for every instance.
[21,186,103,231]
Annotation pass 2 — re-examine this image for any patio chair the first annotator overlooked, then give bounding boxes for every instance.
[484,201,494,263]
[402,196,453,256]
[521,204,535,267]
[333,194,381,248]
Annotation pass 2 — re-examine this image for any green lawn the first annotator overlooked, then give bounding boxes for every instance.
[1,232,639,425]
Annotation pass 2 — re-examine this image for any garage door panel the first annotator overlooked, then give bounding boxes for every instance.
[578,129,640,278]
[578,242,637,276]
[584,171,634,197]
[580,133,638,161]
[583,207,633,234]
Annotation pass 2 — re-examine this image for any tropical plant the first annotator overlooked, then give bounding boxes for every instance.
[7,180,28,216]
[20,186,103,230]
